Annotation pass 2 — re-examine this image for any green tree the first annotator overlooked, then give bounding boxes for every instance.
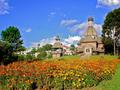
[42,44,52,51]
[37,51,47,60]
[31,48,37,55]
[0,26,25,64]
[26,54,34,61]
[0,40,17,65]
[36,44,52,60]
[1,26,25,52]
[70,44,75,51]
[102,8,120,54]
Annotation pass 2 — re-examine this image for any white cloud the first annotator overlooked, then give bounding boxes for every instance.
[63,35,81,46]
[31,37,55,48]
[97,0,120,6]
[60,19,78,27]
[31,36,81,48]
[0,0,9,15]
[50,12,56,15]
[48,12,56,17]
[70,22,87,34]
[69,22,102,36]
[94,23,102,35]
[48,12,57,21]
[26,28,32,33]
[60,19,102,36]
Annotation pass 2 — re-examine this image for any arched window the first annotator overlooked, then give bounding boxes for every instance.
[86,49,90,52]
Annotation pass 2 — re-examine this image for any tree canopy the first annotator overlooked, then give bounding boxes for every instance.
[0,26,25,64]
[1,26,25,52]
[102,8,120,54]
[0,41,17,65]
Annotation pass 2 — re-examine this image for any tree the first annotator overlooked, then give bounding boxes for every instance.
[37,51,47,60]
[0,40,17,65]
[102,8,120,54]
[31,48,37,55]
[0,26,25,64]
[26,54,34,61]
[1,26,25,52]
[70,44,75,51]
[36,44,52,59]
[42,44,52,51]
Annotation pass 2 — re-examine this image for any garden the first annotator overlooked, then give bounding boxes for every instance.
[0,56,120,90]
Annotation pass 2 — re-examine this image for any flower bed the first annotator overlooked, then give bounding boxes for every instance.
[0,59,120,89]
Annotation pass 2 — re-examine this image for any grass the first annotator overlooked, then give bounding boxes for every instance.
[92,64,120,90]
[45,55,81,61]
[61,55,118,61]
[44,55,118,63]
[89,55,118,61]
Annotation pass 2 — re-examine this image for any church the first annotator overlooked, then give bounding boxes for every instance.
[77,17,104,55]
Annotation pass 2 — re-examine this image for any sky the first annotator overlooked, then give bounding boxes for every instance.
[0,0,120,48]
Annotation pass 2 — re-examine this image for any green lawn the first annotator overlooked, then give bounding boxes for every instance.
[89,55,118,61]
[61,55,118,61]
[45,55,118,62]
[94,64,120,90]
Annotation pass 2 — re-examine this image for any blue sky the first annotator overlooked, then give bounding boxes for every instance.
[0,0,120,47]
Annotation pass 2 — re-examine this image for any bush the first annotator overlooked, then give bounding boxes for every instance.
[25,54,35,61]
[17,55,26,61]
[118,55,120,59]
[37,51,47,60]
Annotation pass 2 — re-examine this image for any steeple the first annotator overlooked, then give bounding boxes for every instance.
[53,36,62,49]
[55,36,60,41]
[85,17,97,36]
[88,17,94,26]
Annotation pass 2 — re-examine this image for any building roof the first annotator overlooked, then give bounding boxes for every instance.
[53,36,63,49]
[84,26,97,36]
[78,17,103,44]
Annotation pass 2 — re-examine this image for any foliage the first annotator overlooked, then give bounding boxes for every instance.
[0,59,119,90]
[0,26,25,64]
[47,52,52,59]
[102,8,120,54]
[36,44,52,60]
[118,55,120,59]
[25,53,35,61]
[70,44,75,51]
[37,51,47,60]
[1,26,25,52]
[37,44,52,52]
[17,55,26,61]
[0,41,17,65]
[31,48,37,54]
[42,44,52,51]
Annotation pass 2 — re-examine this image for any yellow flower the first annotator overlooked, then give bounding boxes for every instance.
[78,79,81,82]
[63,77,67,80]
